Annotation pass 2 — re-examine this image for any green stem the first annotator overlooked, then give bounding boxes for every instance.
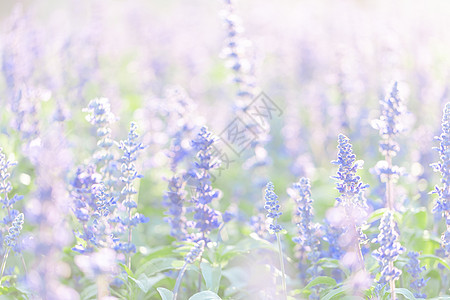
[276,233,287,300]
[389,261,395,300]
[173,263,188,300]
[197,254,203,291]
[0,248,10,279]
[20,254,27,274]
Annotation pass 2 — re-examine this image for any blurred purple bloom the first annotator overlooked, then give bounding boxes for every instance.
[84,97,119,191]
[431,102,450,256]
[4,212,24,248]
[264,182,282,233]
[405,251,429,299]
[372,82,406,157]
[372,211,404,290]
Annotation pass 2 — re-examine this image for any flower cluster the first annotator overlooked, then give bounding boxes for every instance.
[4,212,24,248]
[221,0,256,103]
[0,148,23,226]
[184,240,205,264]
[84,97,118,190]
[264,182,282,233]
[404,251,428,299]
[372,211,404,289]
[431,102,450,256]
[332,134,368,208]
[164,86,197,172]
[164,175,188,241]
[189,127,222,243]
[289,177,321,291]
[372,82,406,157]
[0,147,24,255]
[111,122,148,255]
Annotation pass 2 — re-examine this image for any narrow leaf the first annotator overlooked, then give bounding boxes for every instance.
[157,287,174,300]
[188,291,222,300]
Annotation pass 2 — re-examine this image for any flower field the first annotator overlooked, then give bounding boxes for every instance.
[0,0,449,299]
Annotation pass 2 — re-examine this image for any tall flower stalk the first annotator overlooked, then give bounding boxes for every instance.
[431,103,450,257]
[372,211,404,298]
[172,240,205,300]
[372,82,405,210]
[404,251,428,298]
[0,148,23,231]
[84,97,118,192]
[116,122,147,269]
[189,127,222,244]
[372,82,406,298]
[331,134,368,272]
[1,212,24,278]
[264,182,287,300]
[289,177,321,298]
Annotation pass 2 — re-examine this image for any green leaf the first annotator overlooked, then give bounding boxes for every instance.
[129,273,165,294]
[157,287,174,300]
[80,284,97,300]
[201,262,222,293]
[119,263,134,277]
[317,258,340,269]
[136,257,185,276]
[367,208,389,223]
[414,209,427,230]
[394,288,417,300]
[304,276,337,290]
[188,291,222,300]
[419,254,450,270]
[321,286,348,300]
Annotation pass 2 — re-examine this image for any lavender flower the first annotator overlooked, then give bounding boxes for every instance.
[264,182,282,234]
[404,251,428,299]
[431,103,450,256]
[84,97,118,191]
[331,134,368,271]
[164,175,188,241]
[164,86,197,172]
[322,220,345,260]
[26,125,79,299]
[112,123,148,262]
[289,178,321,298]
[332,134,369,208]
[371,82,406,211]
[372,211,404,293]
[1,212,24,279]
[0,148,23,226]
[4,212,24,248]
[221,0,256,104]
[372,82,406,157]
[189,127,222,243]
[184,240,205,264]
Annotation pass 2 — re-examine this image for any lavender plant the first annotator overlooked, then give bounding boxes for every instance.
[431,102,450,257]
[0,147,23,233]
[371,83,406,299]
[83,97,119,192]
[188,126,222,244]
[331,134,368,272]
[263,182,287,300]
[1,212,24,278]
[372,82,406,210]
[371,211,404,298]
[404,251,428,299]
[172,240,205,300]
[289,177,321,298]
[113,122,148,268]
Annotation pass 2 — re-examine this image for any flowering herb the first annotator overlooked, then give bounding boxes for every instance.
[431,103,450,257]
[188,126,222,244]
[404,251,428,299]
